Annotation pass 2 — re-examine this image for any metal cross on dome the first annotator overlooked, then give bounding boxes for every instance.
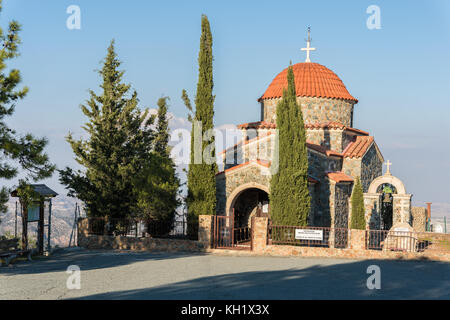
[301,27,316,63]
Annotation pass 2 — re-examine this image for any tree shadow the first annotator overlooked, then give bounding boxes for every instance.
[75,258,449,300]
[1,248,207,276]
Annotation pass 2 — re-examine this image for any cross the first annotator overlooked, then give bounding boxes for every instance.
[301,27,316,63]
[385,160,392,175]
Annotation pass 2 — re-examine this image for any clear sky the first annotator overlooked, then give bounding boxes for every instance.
[2,0,450,205]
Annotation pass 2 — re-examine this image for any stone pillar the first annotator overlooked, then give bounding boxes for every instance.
[349,229,366,251]
[363,193,382,229]
[77,217,89,247]
[252,217,269,252]
[198,215,213,248]
[328,228,335,248]
[392,194,412,225]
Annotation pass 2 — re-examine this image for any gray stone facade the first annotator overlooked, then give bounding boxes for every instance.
[261,96,356,127]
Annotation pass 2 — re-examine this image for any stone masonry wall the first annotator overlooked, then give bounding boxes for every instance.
[77,218,206,252]
[411,207,427,232]
[261,97,355,127]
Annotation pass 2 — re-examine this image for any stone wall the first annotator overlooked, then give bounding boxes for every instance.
[411,207,427,232]
[261,96,355,127]
[244,217,450,262]
[77,218,206,252]
[360,144,383,192]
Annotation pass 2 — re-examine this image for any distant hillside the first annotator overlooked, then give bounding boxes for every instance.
[0,195,81,248]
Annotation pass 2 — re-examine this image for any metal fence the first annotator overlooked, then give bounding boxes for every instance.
[268,224,348,248]
[365,229,447,252]
[87,217,188,239]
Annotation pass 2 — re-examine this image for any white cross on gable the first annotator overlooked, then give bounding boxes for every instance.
[301,27,316,63]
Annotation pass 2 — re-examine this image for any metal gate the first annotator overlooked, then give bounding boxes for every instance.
[213,214,252,250]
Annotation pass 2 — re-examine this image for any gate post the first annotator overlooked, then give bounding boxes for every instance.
[198,215,213,249]
[252,217,269,252]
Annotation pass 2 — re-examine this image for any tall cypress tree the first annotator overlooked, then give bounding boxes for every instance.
[350,177,366,229]
[182,15,217,237]
[59,40,154,219]
[270,65,310,226]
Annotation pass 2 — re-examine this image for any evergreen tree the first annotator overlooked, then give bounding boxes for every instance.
[59,40,155,219]
[350,177,366,229]
[270,65,310,226]
[134,97,180,233]
[0,1,55,224]
[182,15,217,237]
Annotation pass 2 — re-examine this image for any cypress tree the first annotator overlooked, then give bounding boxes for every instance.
[134,97,180,232]
[182,15,217,237]
[270,65,310,226]
[59,40,155,219]
[350,177,366,229]
[0,1,55,225]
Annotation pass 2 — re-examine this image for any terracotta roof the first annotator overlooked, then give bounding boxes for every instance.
[237,121,276,130]
[343,136,374,158]
[237,121,368,135]
[219,132,272,155]
[216,159,271,176]
[306,142,343,158]
[217,160,319,184]
[259,63,357,102]
[305,121,369,135]
[326,172,354,183]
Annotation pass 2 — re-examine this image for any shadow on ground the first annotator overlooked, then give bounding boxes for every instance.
[76,258,450,300]
[0,248,206,276]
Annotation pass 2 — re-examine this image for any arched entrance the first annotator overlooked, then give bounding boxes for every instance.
[377,183,397,230]
[365,171,412,230]
[232,188,269,227]
[226,182,270,224]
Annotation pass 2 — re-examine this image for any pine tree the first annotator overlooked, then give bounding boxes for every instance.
[182,15,217,238]
[134,97,180,233]
[270,65,310,226]
[0,1,55,226]
[59,40,155,219]
[350,177,366,229]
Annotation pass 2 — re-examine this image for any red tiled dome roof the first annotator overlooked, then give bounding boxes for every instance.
[259,63,357,102]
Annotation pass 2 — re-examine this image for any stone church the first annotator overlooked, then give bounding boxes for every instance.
[215,32,425,232]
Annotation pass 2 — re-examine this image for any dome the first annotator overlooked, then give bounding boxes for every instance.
[259,62,357,103]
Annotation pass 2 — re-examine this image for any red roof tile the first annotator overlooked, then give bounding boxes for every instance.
[343,136,374,158]
[237,121,276,130]
[259,63,357,102]
[306,142,343,158]
[326,172,354,183]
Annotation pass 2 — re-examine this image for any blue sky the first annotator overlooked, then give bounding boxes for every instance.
[2,0,450,205]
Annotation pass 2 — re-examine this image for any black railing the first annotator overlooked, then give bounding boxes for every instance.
[87,217,188,239]
[268,224,348,248]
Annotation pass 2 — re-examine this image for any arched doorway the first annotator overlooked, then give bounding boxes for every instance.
[232,188,269,227]
[365,172,412,230]
[377,183,397,230]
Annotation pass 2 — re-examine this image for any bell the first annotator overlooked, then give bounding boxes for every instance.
[383,193,391,203]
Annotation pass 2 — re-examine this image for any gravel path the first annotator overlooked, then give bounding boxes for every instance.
[1,248,449,299]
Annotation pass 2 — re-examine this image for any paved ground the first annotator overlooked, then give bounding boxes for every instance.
[1,248,449,300]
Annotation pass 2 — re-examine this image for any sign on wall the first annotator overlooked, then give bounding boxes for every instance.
[295,229,323,241]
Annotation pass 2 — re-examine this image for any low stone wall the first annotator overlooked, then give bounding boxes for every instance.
[77,216,450,262]
[78,234,206,252]
[77,218,206,253]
